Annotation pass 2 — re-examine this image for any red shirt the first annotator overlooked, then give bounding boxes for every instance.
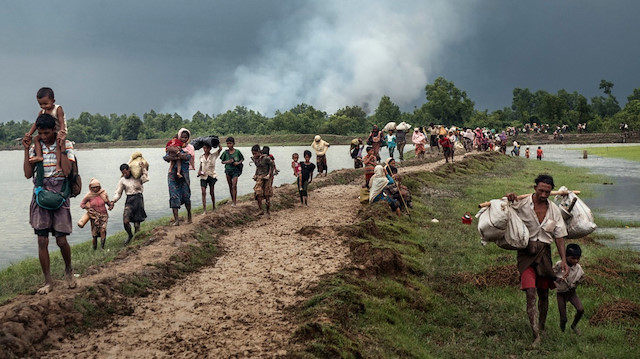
[537,149,543,157]
[438,137,452,148]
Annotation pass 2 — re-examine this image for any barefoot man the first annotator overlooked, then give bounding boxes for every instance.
[23,114,77,294]
[506,174,569,346]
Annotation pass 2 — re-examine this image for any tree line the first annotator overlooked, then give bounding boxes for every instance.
[1,77,638,145]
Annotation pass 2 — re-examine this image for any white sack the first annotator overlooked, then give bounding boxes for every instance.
[476,198,509,242]
[382,122,397,132]
[396,122,411,131]
[554,186,597,239]
[496,206,530,250]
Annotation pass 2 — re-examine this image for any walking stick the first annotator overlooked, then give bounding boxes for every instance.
[397,187,412,220]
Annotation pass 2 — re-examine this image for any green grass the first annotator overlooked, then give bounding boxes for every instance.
[0,209,184,304]
[294,153,640,358]
[575,145,640,162]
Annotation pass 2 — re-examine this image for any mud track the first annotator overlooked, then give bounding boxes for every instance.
[0,153,458,358]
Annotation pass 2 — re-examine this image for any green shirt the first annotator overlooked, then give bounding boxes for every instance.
[220,149,244,172]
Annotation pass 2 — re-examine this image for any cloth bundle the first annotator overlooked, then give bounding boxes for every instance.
[554,186,597,239]
[476,198,529,250]
[128,152,149,182]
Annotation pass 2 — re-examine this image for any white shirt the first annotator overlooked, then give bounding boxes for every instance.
[199,151,220,178]
[511,194,568,244]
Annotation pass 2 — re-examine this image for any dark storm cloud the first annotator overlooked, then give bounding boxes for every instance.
[434,0,640,111]
[1,0,639,122]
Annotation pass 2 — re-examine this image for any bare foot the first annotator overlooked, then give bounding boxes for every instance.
[37,284,51,295]
[65,272,77,289]
[571,326,581,336]
[532,335,541,348]
[187,217,192,224]
[177,172,183,178]
[172,220,180,226]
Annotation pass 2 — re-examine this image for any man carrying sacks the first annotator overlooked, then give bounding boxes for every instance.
[506,174,569,347]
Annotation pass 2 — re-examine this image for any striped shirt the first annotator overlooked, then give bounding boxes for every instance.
[29,140,75,178]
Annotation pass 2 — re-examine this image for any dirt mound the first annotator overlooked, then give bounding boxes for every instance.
[589,299,640,326]
[350,242,406,277]
[458,264,520,289]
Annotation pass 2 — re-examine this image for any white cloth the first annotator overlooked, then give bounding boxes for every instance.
[199,151,219,178]
[368,165,389,203]
[554,261,584,292]
[112,176,144,203]
[510,194,568,244]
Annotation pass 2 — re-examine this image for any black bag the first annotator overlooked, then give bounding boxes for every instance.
[350,146,359,159]
[68,156,82,198]
[366,136,373,145]
[34,162,70,210]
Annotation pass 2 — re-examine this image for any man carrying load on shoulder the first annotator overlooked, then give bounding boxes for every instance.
[23,113,77,294]
[506,174,569,347]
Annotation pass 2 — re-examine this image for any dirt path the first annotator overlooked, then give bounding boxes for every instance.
[5,153,457,358]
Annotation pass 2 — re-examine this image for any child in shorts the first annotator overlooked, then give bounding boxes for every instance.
[554,243,585,334]
[24,87,67,175]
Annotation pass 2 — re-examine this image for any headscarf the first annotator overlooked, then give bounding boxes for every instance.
[178,128,196,170]
[81,178,109,203]
[369,165,389,203]
[311,135,329,155]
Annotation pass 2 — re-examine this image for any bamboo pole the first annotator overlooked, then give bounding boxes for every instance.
[478,190,581,208]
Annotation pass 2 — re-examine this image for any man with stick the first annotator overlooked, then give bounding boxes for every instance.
[506,174,569,347]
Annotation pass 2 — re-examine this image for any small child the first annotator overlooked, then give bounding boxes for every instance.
[386,130,396,158]
[79,178,110,250]
[537,146,543,160]
[554,244,585,334]
[198,143,221,212]
[299,150,316,206]
[525,146,530,159]
[166,135,185,178]
[24,87,67,174]
[292,153,302,189]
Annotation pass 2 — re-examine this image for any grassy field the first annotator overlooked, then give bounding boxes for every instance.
[577,145,640,162]
[293,153,640,358]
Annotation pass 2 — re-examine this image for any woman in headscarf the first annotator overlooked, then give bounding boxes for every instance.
[412,127,427,159]
[368,165,401,216]
[368,125,383,160]
[164,128,193,226]
[79,178,110,250]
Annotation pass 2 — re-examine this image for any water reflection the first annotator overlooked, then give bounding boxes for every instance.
[534,143,640,250]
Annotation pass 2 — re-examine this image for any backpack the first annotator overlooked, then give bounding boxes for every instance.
[68,156,82,198]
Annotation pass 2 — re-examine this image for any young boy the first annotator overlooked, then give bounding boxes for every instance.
[24,87,67,175]
[554,243,585,334]
[537,146,544,160]
[299,150,316,206]
[525,146,530,159]
[198,143,221,212]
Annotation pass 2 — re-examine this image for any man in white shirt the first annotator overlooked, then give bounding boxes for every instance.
[506,174,569,346]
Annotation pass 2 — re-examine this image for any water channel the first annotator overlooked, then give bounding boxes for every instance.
[1,142,637,270]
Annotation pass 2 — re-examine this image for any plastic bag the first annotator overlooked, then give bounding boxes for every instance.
[554,186,597,239]
[396,122,411,131]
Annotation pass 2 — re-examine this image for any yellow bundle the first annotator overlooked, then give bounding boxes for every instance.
[128,152,149,180]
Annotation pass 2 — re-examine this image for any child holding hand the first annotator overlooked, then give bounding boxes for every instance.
[79,178,111,250]
[24,87,67,174]
[554,243,585,334]
[291,153,301,190]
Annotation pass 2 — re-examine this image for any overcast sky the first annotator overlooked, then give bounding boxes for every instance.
[1,0,639,122]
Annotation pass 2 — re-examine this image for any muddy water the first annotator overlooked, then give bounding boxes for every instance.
[0,144,405,269]
[527,143,640,251]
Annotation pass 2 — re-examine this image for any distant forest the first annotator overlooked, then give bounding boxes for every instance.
[1,77,638,145]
